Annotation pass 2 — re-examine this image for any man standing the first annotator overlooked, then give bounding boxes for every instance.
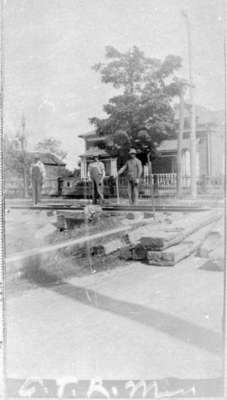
[88,155,105,205]
[30,156,46,205]
[117,148,142,205]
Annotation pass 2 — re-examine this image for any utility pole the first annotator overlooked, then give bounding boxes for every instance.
[182,10,197,198]
[177,86,185,197]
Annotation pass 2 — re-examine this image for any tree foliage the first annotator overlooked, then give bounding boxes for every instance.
[5,136,67,182]
[4,136,28,179]
[35,138,67,160]
[90,46,184,163]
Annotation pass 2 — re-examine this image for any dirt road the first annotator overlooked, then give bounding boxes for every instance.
[7,256,223,380]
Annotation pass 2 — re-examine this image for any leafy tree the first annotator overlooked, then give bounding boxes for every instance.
[4,135,31,197]
[90,46,183,164]
[35,138,67,160]
[4,136,27,178]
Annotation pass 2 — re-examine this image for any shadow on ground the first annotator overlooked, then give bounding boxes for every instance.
[23,261,223,356]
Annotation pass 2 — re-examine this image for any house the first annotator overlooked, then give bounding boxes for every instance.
[78,108,224,195]
[79,125,224,179]
[78,132,117,179]
[152,125,224,178]
[80,107,225,198]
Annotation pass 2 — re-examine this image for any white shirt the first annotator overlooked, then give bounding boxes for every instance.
[88,161,105,181]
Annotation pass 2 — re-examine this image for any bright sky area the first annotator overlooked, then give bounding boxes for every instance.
[4,0,225,169]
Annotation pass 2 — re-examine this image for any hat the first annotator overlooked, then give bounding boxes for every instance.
[129,148,136,154]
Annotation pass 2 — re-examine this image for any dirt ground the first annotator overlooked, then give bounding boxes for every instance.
[5,206,225,392]
[6,256,223,381]
[5,209,124,255]
[5,208,182,284]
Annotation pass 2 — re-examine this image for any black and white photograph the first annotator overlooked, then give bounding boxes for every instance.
[1,0,226,398]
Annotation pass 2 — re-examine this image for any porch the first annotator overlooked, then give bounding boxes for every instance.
[117,174,224,198]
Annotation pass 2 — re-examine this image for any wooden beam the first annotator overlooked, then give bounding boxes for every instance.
[140,211,222,251]
[147,222,218,266]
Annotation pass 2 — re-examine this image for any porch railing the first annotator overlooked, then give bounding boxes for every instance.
[6,173,224,198]
[118,173,223,197]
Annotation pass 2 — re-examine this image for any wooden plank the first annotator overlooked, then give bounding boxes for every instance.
[147,222,217,266]
[126,223,182,246]
[147,243,191,266]
[141,211,221,251]
[102,239,124,255]
[10,204,211,212]
[126,211,212,248]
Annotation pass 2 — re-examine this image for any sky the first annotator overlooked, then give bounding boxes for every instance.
[4,0,225,169]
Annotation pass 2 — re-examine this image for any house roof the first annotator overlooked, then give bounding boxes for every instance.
[79,131,107,143]
[28,152,66,166]
[78,130,97,139]
[79,140,192,158]
[174,104,224,126]
[80,147,110,158]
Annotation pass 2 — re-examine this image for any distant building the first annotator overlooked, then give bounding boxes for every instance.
[29,152,66,195]
[78,132,117,179]
[6,151,66,198]
[152,125,224,178]
[78,124,224,180]
[30,151,65,176]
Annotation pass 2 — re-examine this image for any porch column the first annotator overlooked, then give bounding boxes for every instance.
[80,157,87,179]
[181,150,191,177]
[207,131,212,177]
[171,156,177,173]
[196,149,200,178]
[110,158,117,176]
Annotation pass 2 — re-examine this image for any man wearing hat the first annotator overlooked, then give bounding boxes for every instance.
[117,148,142,205]
[30,155,46,205]
[88,155,105,205]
